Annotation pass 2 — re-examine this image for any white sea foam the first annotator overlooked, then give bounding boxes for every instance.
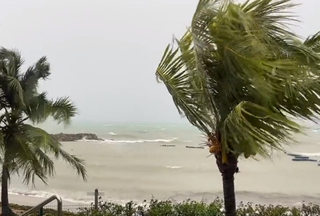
[294,152,320,157]
[8,188,147,207]
[77,138,99,142]
[108,132,117,135]
[165,166,182,169]
[103,138,177,144]
[8,188,92,204]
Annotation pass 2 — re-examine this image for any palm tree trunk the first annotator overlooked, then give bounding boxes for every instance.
[215,152,238,216]
[1,165,12,216]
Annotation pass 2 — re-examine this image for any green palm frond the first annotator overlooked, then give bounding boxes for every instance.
[56,148,87,181]
[24,92,50,124]
[0,48,25,106]
[157,0,320,160]
[2,131,47,185]
[48,97,78,125]
[304,31,320,53]
[22,56,50,94]
[0,47,84,187]
[22,124,87,181]
[24,93,77,125]
[156,44,214,135]
[0,47,24,77]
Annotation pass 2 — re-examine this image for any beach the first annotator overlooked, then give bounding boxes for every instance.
[6,122,320,209]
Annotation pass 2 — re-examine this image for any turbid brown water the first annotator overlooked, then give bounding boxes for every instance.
[7,122,320,207]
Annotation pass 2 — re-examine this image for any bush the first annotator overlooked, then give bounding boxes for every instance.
[76,197,320,216]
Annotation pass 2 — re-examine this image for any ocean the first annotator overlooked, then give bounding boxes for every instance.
[7,121,320,207]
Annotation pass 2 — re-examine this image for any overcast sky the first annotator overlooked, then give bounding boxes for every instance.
[0,0,319,124]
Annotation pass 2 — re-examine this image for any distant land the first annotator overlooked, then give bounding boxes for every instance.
[50,133,104,142]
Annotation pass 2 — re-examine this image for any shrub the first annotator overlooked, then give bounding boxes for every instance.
[75,197,320,216]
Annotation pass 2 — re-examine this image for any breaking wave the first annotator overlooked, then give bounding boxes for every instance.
[103,138,177,144]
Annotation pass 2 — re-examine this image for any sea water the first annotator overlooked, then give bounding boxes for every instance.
[7,121,320,206]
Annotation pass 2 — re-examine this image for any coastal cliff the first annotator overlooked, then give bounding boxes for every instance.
[51,133,104,142]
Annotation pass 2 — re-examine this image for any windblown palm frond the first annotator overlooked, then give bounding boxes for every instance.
[156,0,320,161]
[304,31,320,53]
[0,47,86,188]
[20,124,87,183]
[156,42,215,135]
[21,56,51,95]
[24,93,77,125]
[0,48,25,107]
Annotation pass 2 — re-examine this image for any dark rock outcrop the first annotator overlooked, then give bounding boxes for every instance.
[51,133,104,142]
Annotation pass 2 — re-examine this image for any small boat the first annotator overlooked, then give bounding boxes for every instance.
[160,144,175,147]
[292,158,317,162]
[294,156,309,159]
[185,146,204,149]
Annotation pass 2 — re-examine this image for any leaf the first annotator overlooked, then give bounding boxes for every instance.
[156,0,320,159]
[12,124,87,184]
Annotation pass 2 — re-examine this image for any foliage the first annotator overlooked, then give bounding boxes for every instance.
[156,0,320,161]
[11,198,319,216]
[0,47,87,186]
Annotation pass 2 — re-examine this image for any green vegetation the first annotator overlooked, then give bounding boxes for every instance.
[0,48,87,215]
[8,198,320,216]
[156,0,320,215]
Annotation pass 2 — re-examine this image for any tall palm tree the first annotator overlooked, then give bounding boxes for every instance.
[156,0,320,215]
[0,48,87,216]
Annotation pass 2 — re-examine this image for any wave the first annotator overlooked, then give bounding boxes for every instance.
[77,138,100,142]
[165,166,183,169]
[8,188,147,207]
[8,188,92,204]
[287,152,320,157]
[293,152,320,157]
[107,132,138,139]
[103,138,177,144]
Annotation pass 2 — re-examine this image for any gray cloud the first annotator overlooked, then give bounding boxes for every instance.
[0,0,318,123]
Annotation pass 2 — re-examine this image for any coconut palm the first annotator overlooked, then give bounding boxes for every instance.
[0,47,87,216]
[155,0,320,215]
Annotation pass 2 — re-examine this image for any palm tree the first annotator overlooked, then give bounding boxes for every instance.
[0,48,87,216]
[155,0,320,215]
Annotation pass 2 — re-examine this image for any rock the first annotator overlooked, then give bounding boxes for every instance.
[50,133,104,142]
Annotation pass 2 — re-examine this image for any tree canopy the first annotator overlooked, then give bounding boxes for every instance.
[0,47,87,185]
[156,0,320,162]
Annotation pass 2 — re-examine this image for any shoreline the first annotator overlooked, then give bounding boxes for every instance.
[9,194,86,207]
[0,195,82,215]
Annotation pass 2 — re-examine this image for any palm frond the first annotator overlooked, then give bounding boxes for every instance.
[48,97,78,125]
[24,92,50,124]
[56,149,87,181]
[21,56,51,94]
[157,0,320,160]
[22,124,87,181]
[220,101,300,157]
[24,94,77,125]
[156,44,215,135]
[0,47,24,77]
[0,48,25,106]
[304,31,320,53]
